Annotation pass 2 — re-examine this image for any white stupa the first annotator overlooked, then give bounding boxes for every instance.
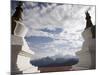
[11,2,40,75]
[73,11,96,70]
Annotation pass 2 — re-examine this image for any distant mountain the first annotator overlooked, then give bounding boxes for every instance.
[30,55,79,67]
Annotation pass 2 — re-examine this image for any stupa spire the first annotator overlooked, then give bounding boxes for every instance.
[12,1,23,21]
[85,11,93,29]
[11,1,23,35]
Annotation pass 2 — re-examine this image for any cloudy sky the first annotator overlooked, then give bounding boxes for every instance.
[11,1,95,59]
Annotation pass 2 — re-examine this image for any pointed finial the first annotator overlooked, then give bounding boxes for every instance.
[12,1,23,21]
[18,1,23,7]
[85,11,93,30]
[85,11,91,20]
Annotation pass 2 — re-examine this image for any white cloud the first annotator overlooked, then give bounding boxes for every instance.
[12,2,95,58]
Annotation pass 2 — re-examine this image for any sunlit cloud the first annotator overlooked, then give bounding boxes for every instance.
[11,1,95,58]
